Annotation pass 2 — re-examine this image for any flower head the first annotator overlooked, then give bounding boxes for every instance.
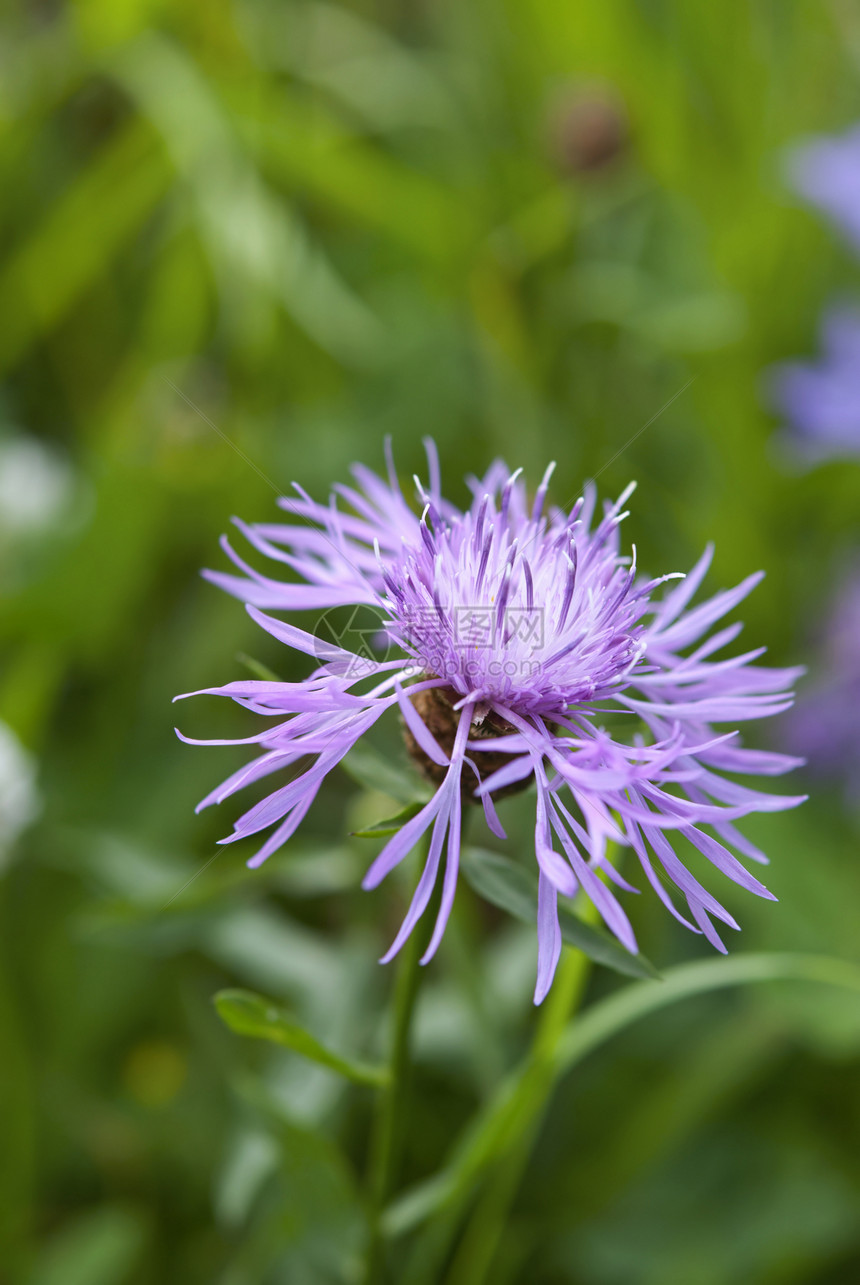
[784,568,860,802]
[769,307,860,461]
[176,444,804,1001]
[788,125,860,252]
[766,125,860,462]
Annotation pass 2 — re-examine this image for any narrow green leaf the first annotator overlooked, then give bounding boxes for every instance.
[214,989,388,1088]
[117,35,385,369]
[230,81,468,265]
[351,800,424,838]
[341,741,432,805]
[0,120,169,370]
[556,952,860,1076]
[385,953,860,1240]
[460,847,659,981]
[235,652,283,683]
[459,847,536,923]
[558,906,660,980]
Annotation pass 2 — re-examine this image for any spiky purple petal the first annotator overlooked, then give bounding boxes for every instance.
[177,446,803,1002]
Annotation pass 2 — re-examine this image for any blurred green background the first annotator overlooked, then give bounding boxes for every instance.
[3,1,860,1282]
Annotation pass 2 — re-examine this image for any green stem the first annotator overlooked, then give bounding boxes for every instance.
[399,927,598,1285]
[444,939,595,1285]
[397,881,605,1285]
[388,949,860,1276]
[363,887,436,1285]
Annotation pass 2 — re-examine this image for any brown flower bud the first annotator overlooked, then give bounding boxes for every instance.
[402,683,533,803]
[548,83,628,175]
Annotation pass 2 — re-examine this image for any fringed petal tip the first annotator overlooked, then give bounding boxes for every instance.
[169,683,244,704]
[532,984,548,1006]
[172,689,219,704]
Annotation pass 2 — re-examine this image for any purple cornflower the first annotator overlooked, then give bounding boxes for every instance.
[784,569,860,801]
[176,445,803,1002]
[769,307,860,461]
[768,125,860,459]
[788,125,860,252]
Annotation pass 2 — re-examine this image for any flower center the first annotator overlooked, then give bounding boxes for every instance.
[401,682,533,803]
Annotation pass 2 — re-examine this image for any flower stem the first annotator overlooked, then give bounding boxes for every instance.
[363,888,435,1285]
[443,939,595,1285]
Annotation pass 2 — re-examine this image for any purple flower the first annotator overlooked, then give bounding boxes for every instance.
[766,127,860,460]
[789,125,860,251]
[769,307,860,460]
[784,569,860,801]
[176,444,804,1002]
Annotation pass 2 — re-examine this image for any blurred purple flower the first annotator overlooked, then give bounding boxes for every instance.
[789,125,860,251]
[176,445,803,1001]
[784,570,860,800]
[769,307,860,460]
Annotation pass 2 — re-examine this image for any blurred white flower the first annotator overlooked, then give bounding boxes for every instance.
[0,721,39,867]
[0,435,73,532]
